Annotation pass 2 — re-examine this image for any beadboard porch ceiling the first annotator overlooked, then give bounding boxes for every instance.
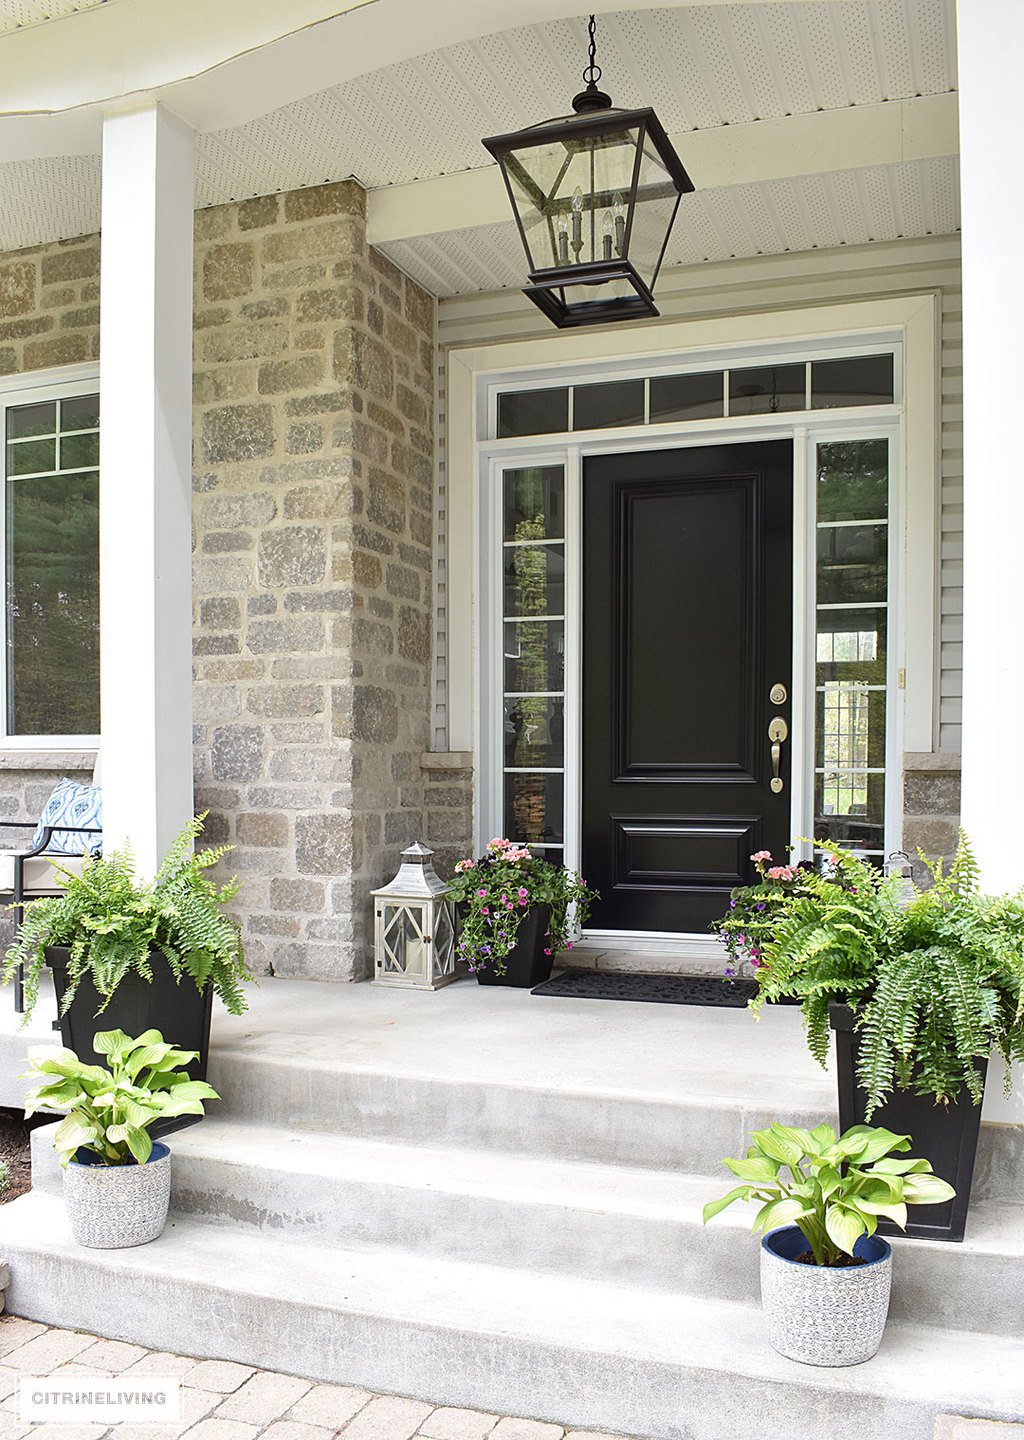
[0,0,960,294]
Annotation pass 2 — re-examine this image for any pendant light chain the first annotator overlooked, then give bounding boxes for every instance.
[583,14,601,86]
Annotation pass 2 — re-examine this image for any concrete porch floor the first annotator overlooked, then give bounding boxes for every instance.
[209,972,833,1111]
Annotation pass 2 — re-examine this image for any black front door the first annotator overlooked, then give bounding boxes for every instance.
[582,441,793,932]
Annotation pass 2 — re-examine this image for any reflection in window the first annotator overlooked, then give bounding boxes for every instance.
[4,393,100,737]
[814,440,889,859]
[501,465,566,855]
[816,630,878,665]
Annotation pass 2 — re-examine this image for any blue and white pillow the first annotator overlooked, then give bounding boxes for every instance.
[32,779,103,856]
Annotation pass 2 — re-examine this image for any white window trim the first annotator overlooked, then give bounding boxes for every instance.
[0,362,101,751]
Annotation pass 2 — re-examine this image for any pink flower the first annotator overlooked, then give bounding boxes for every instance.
[751,850,772,863]
[544,948,552,956]
[506,903,514,910]
[454,858,475,873]
[767,865,797,882]
[518,887,528,899]
[481,906,490,915]
[566,941,574,950]
[518,897,528,906]
[477,888,487,899]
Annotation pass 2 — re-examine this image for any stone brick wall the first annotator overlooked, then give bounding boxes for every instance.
[903,751,961,882]
[0,235,100,375]
[0,187,474,983]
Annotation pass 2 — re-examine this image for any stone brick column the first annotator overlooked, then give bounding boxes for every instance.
[902,752,961,884]
[191,181,440,981]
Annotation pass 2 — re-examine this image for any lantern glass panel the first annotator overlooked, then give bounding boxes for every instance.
[626,133,680,288]
[382,902,426,977]
[433,901,456,978]
[504,121,643,273]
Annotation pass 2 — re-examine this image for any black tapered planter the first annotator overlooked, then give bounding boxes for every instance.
[475,906,553,988]
[830,1003,985,1242]
[46,946,213,1138]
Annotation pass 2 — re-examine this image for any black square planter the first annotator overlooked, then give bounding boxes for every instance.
[474,906,554,988]
[830,1002,984,1242]
[46,946,214,1139]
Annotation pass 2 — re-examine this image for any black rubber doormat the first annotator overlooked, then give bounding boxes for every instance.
[531,969,758,1007]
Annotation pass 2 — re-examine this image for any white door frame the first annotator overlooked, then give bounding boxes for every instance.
[445,295,938,939]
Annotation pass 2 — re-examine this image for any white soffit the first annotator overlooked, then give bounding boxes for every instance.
[0,0,957,263]
[196,0,956,201]
[376,156,961,298]
[0,0,108,33]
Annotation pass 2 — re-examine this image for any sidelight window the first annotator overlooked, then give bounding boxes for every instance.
[500,464,565,867]
[814,439,890,860]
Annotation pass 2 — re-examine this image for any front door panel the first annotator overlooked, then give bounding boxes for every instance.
[582,441,793,932]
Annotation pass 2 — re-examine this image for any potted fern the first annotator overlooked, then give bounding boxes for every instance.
[716,837,1024,1240]
[5,815,250,1111]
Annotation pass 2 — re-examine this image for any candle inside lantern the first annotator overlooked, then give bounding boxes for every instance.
[601,210,614,261]
[571,186,584,259]
[613,193,626,256]
[556,214,570,266]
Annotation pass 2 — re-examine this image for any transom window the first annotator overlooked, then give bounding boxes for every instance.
[494,352,895,438]
[2,383,100,741]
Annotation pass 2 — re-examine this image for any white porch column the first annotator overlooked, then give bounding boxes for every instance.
[957,3,1024,895]
[99,103,195,873]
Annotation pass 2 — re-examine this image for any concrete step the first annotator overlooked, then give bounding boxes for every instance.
[205,1051,833,1176]
[29,1118,1024,1336]
[1,1191,1021,1440]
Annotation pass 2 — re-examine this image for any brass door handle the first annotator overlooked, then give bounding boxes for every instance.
[768,716,788,793]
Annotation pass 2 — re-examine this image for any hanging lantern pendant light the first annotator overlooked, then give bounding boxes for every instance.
[483,14,695,328]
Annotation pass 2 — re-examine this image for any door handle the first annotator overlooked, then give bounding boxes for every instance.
[768,716,788,793]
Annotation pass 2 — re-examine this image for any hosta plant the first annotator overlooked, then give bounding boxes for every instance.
[4,814,251,1022]
[24,1028,219,1167]
[446,838,597,977]
[731,836,1024,1115]
[703,1121,956,1266]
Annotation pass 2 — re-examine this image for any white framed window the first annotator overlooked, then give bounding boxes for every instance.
[0,365,100,747]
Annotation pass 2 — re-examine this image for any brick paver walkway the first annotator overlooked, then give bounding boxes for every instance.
[0,1318,641,1440]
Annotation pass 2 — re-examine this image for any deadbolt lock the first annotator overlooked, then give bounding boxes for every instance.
[770,682,788,705]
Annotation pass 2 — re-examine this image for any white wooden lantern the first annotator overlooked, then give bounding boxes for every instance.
[372,842,459,990]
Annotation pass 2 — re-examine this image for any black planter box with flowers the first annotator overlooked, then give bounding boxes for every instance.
[448,838,596,987]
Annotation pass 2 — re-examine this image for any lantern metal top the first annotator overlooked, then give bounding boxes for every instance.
[372,841,449,900]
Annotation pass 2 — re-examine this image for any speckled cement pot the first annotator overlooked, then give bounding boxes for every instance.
[760,1225,892,1366]
[63,1142,171,1249]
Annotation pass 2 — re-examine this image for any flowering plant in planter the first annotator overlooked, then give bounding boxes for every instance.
[446,838,597,977]
[710,849,816,979]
